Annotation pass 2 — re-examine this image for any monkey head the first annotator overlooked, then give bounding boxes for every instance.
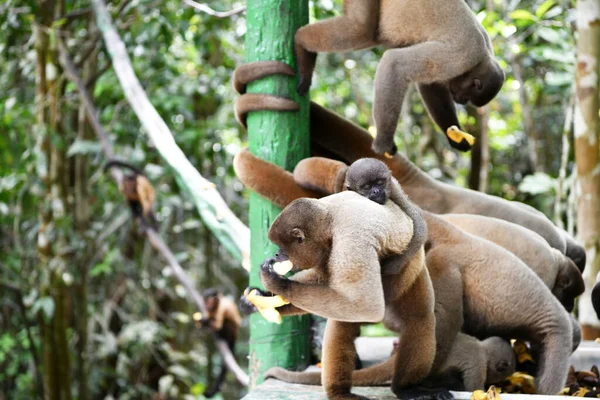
[268,198,333,270]
[448,58,504,107]
[593,276,600,320]
[483,337,516,385]
[345,158,391,205]
[552,255,585,312]
[203,288,221,313]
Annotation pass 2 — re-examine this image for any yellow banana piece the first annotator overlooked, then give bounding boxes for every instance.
[446,125,476,146]
[243,288,289,324]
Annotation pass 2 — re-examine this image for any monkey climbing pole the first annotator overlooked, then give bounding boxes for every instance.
[245,0,312,386]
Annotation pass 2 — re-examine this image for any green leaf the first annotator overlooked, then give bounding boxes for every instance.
[518,173,556,195]
[536,0,556,19]
[509,9,538,22]
[537,27,561,43]
[32,297,55,320]
[67,139,102,157]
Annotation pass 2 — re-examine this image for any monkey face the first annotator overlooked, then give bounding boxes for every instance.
[484,338,516,384]
[448,60,504,107]
[268,199,332,270]
[553,259,584,312]
[345,158,392,205]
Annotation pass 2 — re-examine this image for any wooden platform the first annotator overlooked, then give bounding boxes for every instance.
[243,338,600,400]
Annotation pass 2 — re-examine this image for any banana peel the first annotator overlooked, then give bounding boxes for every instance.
[513,340,535,364]
[446,125,476,147]
[243,287,289,324]
[502,372,536,394]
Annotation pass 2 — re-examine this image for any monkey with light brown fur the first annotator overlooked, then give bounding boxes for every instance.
[242,158,573,396]
[294,0,504,153]
[231,62,585,273]
[260,187,440,399]
[439,214,584,311]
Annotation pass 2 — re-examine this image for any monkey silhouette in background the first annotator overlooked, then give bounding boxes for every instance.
[293,0,504,154]
[200,289,242,398]
[104,160,157,229]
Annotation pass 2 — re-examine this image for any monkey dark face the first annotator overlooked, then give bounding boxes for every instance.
[345,158,392,205]
[552,259,585,312]
[483,337,516,384]
[268,199,332,270]
[448,59,504,107]
[202,288,221,313]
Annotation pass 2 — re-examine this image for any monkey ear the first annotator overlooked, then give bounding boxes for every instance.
[291,228,305,243]
[474,78,483,91]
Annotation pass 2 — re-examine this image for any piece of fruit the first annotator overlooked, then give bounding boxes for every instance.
[273,260,293,275]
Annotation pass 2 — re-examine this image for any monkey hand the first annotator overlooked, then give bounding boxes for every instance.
[242,286,289,324]
[371,138,398,158]
[446,126,475,152]
[260,257,292,296]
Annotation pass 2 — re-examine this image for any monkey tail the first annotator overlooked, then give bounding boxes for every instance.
[103,159,144,176]
[204,363,228,398]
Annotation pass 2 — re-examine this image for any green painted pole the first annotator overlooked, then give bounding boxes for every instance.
[245,0,312,386]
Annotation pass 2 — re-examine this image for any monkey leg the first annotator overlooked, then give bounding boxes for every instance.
[294,0,380,95]
[372,42,472,156]
[418,83,472,152]
[321,320,368,400]
[388,269,436,391]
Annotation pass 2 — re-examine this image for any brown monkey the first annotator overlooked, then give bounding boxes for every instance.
[231,62,584,272]
[344,158,427,274]
[266,334,516,392]
[261,191,441,399]
[293,0,504,153]
[439,214,584,311]
[104,160,157,228]
[592,276,600,320]
[239,155,573,396]
[199,289,242,398]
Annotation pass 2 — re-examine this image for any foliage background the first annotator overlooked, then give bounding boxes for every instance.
[0,0,582,398]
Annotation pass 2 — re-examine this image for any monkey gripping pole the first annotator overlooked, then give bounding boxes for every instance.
[245,0,312,386]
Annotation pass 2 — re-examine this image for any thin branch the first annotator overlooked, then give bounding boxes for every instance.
[85,62,112,88]
[183,0,246,18]
[56,35,249,388]
[55,8,92,25]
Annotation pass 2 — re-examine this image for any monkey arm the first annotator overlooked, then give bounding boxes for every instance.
[294,0,380,95]
[233,149,320,208]
[418,83,473,152]
[294,157,348,196]
[372,42,473,156]
[260,259,385,323]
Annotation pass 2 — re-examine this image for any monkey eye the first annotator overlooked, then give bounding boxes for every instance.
[346,185,352,191]
[496,361,509,372]
[474,78,483,91]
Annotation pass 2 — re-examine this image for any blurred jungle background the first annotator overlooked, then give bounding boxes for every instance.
[0,0,597,399]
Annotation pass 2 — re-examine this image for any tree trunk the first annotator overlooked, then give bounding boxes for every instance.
[245,0,312,386]
[574,0,600,339]
[467,106,489,192]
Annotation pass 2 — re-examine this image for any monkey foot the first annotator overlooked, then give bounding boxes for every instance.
[242,286,289,324]
[446,126,475,152]
[393,387,454,400]
[232,61,300,129]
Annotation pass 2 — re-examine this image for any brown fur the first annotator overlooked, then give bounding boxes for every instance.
[260,192,437,399]
[104,160,157,227]
[266,335,516,392]
[236,153,573,396]
[439,214,584,311]
[294,0,504,153]
[231,65,574,259]
[344,158,427,275]
[200,289,242,398]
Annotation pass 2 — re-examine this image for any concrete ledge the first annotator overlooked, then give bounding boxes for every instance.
[243,338,600,399]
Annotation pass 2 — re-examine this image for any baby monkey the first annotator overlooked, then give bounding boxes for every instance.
[345,158,426,274]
